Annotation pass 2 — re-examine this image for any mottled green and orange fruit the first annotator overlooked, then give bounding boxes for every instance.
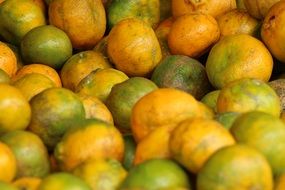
[61,51,112,91]
[206,34,273,89]
[49,0,106,49]
[155,17,173,58]
[0,142,16,183]
[13,177,42,190]
[54,119,124,171]
[197,145,273,190]
[217,78,281,116]
[28,87,85,150]
[0,41,17,77]
[107,18,162,77]
[0,0,46,45]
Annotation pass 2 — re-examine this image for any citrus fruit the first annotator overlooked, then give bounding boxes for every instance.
[5,43,24,71]
[151,55,211,100]
[37,172,91,190]
[13,73,56,101]
[0,84,31,133]
[0,142,16,182]
[261,0,285,63]
[107,18,162,77]
[269,79,285,111]
[214,112,240,129]
[73,158,127,190]
[61,51,112,91]
[107,0,160,29]
[13,63,62,87]
[206,34,273,89]
[12,177,42,190]
[28,87,85,150]
[120,159,191,190]
[131,88,203,142]
[0,130,50,178]
[231,111,285,176]
[49,0,106,49]
[155,17,173,58]
[122,134,136,170]
[0,68,10,83]
[216,78,281,116]
[21,25,72,70]
[54,119,124,171]
[197,145,273,190]
[172,0,236,18]
[275,173,285,190]
[0,0,46,45]
[0,181,17,190]
[243,0,280,19]
[106,77,158,131]
[76,68,129,103]
[168,13,220,58]
[170,118,235,173]
[77,93,114,125]
[200,90,220,112]
[0,41,17,77]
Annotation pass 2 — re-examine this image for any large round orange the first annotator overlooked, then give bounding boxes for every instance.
[0,42,17,77]
[49,0,106,49]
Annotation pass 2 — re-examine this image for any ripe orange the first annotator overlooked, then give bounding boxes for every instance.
[0,41,17,77]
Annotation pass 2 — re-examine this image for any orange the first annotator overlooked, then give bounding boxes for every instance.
[120,159,191,189]
[243,0,280,19]
[73,159,127,190]
[13,64,62,87]
[49,0,106,49]
[0,181,18,190]
[13,73,56,101]
[21,25,73,70]
[107,18,162,77]
[28,87,86,150]
[0,84,31,133]
[168,13,220,58]
[197,145,273,190]
[0,68,10,84]
[172,0,236,18]
[60,51,112,91]
[76,68,129,103]
[5,43,24,71]
[77,93,114,125]
[169,118,235,173]
[206,34,273,89]
[261,1,285,63]
[155,17,173,58]
[0,130,50,178]
[231,111,285,176]
[54,119,124,171]
[131,88,204,142]
[217,78,281,117]
[0,41,17,77]
[13,177,42,190]
[0,0,46,45]
[0,142,16,182]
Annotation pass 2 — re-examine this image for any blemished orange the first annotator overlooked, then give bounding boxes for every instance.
[0,142,17,183]
[49,0,106,49]
[0,41,17,77]
[13,64,62,87]
[168,13,220,58]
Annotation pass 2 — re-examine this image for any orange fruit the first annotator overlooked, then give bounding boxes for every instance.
[12,177,42,190]
[231,111,285,176]
[61,51,112,91]
[169,118,235,173]
[0,0,46,45]
[172,0,236,18]
[151,55,211,100]
[5,43,24,71]
[107,0,160,29]
[0,130,50,178]
[200,90,220,112]
[28,87,85,150]
[0,142,17,182]
[0,84,31,133]
[13,73,56,101]
[13,64,62,87]
[0,68,10,84]
[217,78,281,117]
[155,17,173,58]
[197,145,273,190]
[76,68,129,103]
[49,0,106,49]
[131,88,203,142]
[37,172,91,190]
[0,181,18,190]
[120,159,191,189]
[206,34,273,89]
[168,13,220,58]
[54,119,124,171]
[243,0,280,19]
[107,18,162,77]
[73,159,127,190]
[261,0,285,63]
[0,41,17,77]
[21,25,72,70]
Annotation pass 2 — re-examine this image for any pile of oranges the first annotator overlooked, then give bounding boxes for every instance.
[1,0,285,189]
